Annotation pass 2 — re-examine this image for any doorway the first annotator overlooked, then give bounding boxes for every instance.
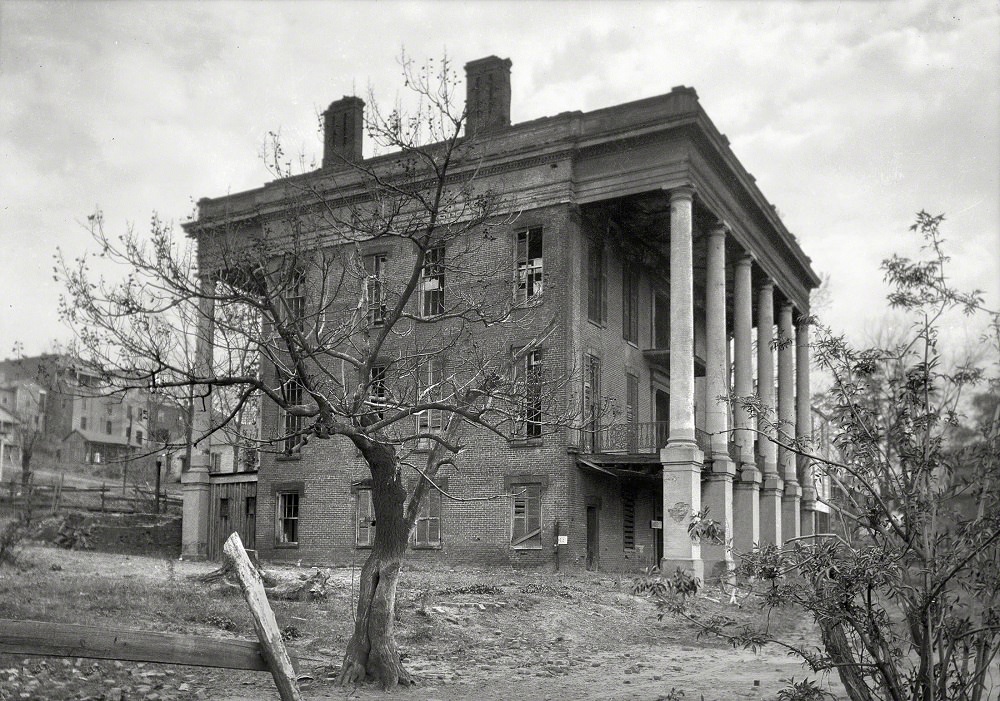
[586,505,599,571]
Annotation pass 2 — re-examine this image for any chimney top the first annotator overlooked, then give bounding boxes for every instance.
[323,96,365,166]
[465,56,512,137]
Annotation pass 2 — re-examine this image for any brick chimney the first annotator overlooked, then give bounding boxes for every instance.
[322,96,364,166]
[464,56,512,137]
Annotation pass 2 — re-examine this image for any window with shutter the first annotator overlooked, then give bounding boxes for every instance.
[623,491,636,550]
[587,240,606,323]
[623,263,639,344]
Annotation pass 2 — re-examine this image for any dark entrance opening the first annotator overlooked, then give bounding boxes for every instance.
[586,505,599,571]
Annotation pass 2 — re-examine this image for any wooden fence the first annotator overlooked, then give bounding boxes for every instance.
[0,533,306,700]
[0,480,181,517]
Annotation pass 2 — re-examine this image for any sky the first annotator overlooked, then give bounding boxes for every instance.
[1,0,998,366]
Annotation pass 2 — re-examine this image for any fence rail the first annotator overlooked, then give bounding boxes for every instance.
[0,480,181,516]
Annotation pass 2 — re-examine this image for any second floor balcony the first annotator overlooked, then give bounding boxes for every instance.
[571,421,738,464]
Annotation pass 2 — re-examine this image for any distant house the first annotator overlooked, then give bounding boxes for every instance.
[61,428,134,466]
[0,354,193,480]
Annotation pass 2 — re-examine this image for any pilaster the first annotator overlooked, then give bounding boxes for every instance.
[182,274,215,560]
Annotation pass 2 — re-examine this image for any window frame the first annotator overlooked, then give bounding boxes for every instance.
[415,358,444,450]
[367,365,388,420]
[275,490,300,547]
[515,227,544,303]
[356,488,375,548]
[514,348,544,440]
[510,482,543,549]
[279,375,305,455]
[365,253,388,326]
[419,246,446,317]
[411,488,442,549]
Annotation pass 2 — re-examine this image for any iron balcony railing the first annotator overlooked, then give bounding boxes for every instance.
[572,421,738,462]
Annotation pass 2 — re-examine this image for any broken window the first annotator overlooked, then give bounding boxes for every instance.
[511,483,542,548]
[516,227,544,302]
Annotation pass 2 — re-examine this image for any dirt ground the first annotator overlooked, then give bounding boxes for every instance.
[0,544,847,700]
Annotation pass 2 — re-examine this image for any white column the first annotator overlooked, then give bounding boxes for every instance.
[757,279,782,546]
[732,253,759,555]
[668,187,696,447]
[182,274,215,560]
[661,186,703,581]
[796,316,816,537]
[703,223,735,577]
[778,301,800,541]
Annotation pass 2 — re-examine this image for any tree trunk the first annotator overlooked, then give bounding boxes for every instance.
[338,438,413,689]
[19,447,32,491]
[821,622,880,701]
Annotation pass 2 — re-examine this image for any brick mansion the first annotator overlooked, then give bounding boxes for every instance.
[181,55,824,578]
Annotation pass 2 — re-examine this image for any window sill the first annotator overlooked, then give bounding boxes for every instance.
[276,454,302,462]
[274,542,299,549]
[510,438,543,448]
[355,544,373,550]
[511,544,543,551]
[587,318,606,329]
[411,543,442,550]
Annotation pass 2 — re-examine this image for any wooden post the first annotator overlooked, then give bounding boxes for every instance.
[155,458,162,515]
[100,485,106,513]
[222,532,302,701]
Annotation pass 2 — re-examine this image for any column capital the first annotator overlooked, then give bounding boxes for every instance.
[779,299,794,313]
[669,185,695,203]
[707,220,730,238]
[734,252,754,269]
[757,277,774,292]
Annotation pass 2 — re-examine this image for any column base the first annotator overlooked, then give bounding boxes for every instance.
[781,489,801,543]
[733,480,760,556]
[181,469,211,560]
[800,487,819,537]
[759,474,783,547]
[660,557,705,583]
[660,441,704,580]
[702,457,735,581]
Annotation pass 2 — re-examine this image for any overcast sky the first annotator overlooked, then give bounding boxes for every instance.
[1,0,998,364]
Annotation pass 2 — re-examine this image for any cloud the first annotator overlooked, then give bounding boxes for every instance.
[0,0,996,358]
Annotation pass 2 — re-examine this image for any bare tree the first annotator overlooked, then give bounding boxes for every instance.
[59,55,575,687]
